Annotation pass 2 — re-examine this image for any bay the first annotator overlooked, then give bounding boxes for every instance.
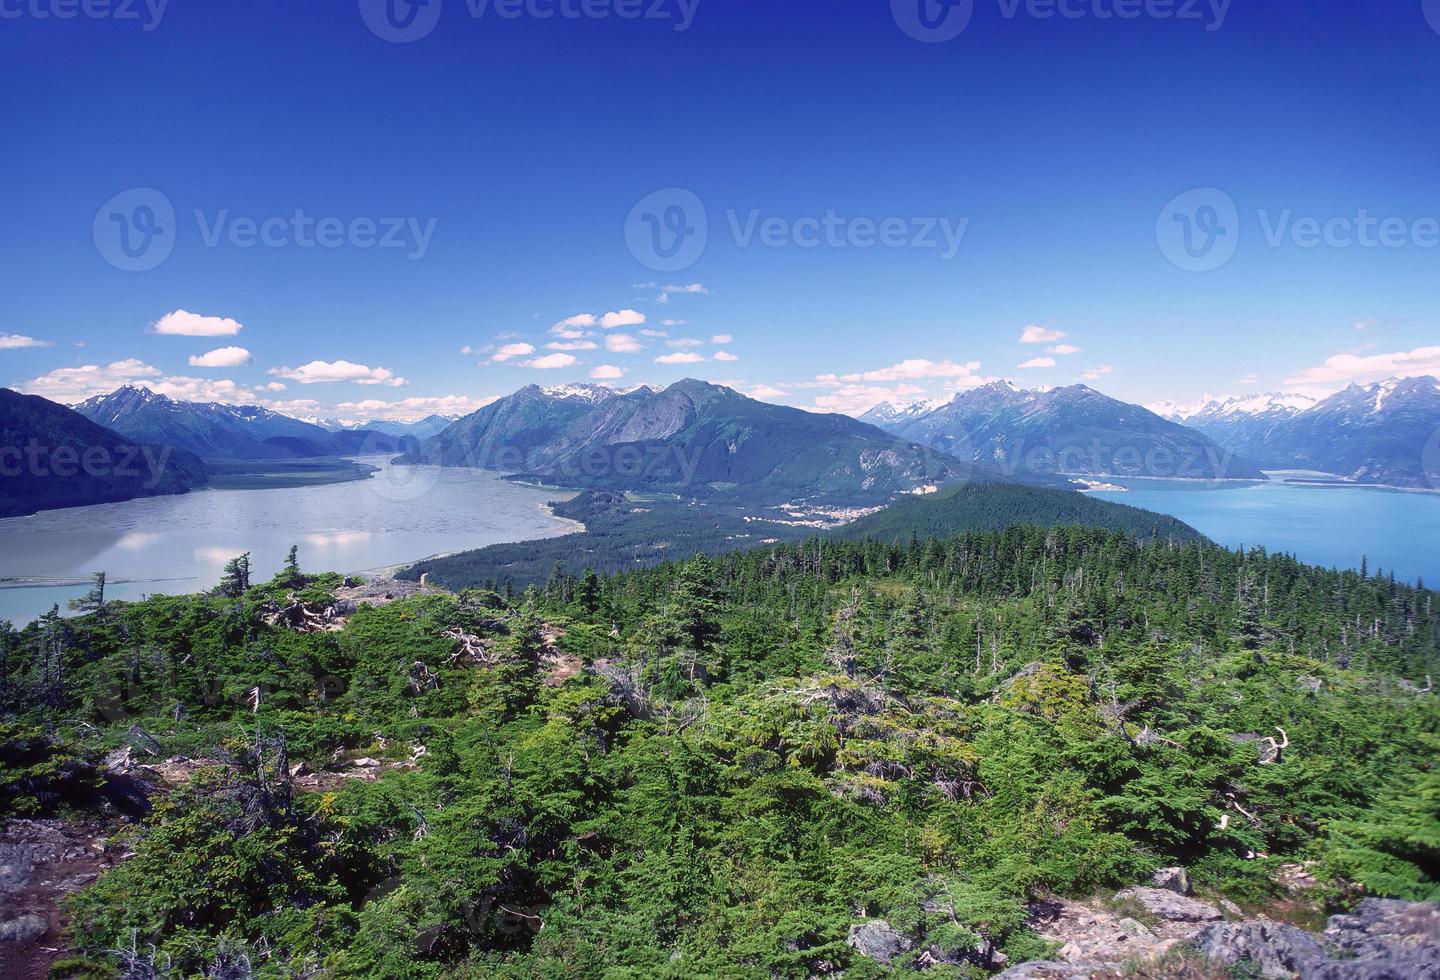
[0,460,578,627]
[1088,476,1440,585]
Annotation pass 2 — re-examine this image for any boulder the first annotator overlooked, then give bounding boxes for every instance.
[0,913,48,943]
[1191,920,1327,978]
[1114,886,1223,923]
[1318,899,1440,978]
[846,919,911,966]
[1151,866,1194,896]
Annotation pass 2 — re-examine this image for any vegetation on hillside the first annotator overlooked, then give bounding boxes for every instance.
[1,527,1436,977]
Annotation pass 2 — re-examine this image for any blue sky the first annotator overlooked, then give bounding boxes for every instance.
[2,0,1438,420]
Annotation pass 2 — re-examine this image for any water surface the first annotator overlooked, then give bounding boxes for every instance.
[1089,476,1440,585]
[0,460,577,627]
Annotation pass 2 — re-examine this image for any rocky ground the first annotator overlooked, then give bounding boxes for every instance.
[0,818,121,979]
[993,869,1439,979]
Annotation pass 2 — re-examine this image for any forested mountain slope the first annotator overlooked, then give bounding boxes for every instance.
[0,387,208,517]
[2,529,1435,976]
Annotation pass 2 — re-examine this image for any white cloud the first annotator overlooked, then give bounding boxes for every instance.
[714,350,739,362]
[19,359,162,402]
[639,329,669,338]
[526,352,577,370]
[600,309,646,329]
[711,334,733,345]
[1354,319,1377,332]
[555,314,598,330]
[490,342,536,363]
[1284,345,1440,389]
[748,385,788,401]
[606,333,643,353]
[188,346,252,368]
[812,383,927,416]
[264,382,287,391]
[1047,344,1082,356]
[590,364,625,380]
[460,345,474,355]
[662,319,688,327]
[667,337,705,348]
[1020,324,1066,344]
[658,283,708,298]
[819,358,984,384]
[334,394,497,421]
[1019,357,1057,369]
[1233,372,1259,386]
[656,352,705,364]
[546,340,598,351]
[151,310,244,337]
[269,360,407,386]
[1081,364,1115,381]
[0,332,51,349]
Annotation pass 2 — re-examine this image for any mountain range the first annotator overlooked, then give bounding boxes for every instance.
[0,388,208,518]
[74,386,416,460]
[396,379,990,505]
[1161,376,1440,488]
[861,380,1267,481]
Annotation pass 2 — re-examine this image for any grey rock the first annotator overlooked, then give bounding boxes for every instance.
[1114,886,1223,923]
[995,962,1108,979]
[1151,866,1194,896]
[1192,920,1327,978]
[1190,900,1440,979]
[1316,899,1440,979]
[0,913,48,943]
[846,919,911,966]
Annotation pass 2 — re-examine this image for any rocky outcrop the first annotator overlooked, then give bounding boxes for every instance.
[1005,896,1440,979]
[846,919,911,966]
[1150,866,1193,896]
[1191,920,1328,977]
[1113,886,1224,923]
[0,819,120,978]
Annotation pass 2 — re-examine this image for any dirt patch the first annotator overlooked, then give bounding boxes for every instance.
[0,818,121,980]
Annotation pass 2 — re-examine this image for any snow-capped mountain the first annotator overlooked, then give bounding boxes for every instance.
[74,386,412,460]
[1174,377,1440,488]
[858,396,955,427]
[864,380,1264,480]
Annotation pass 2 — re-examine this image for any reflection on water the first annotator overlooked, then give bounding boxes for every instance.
[0,460,578,627]
[1090,477,1440,585]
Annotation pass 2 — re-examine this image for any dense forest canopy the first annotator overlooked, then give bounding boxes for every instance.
[2,526,1437,977]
